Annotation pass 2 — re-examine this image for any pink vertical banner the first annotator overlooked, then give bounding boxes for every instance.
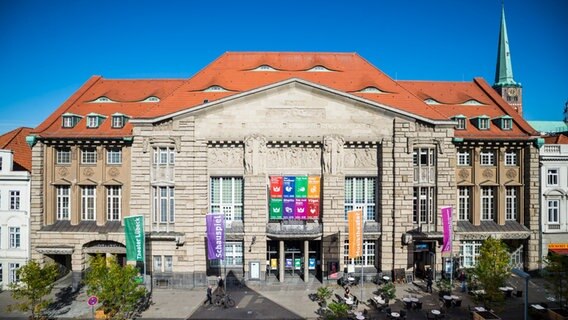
[441,206,453,254]
[295,198,307,220]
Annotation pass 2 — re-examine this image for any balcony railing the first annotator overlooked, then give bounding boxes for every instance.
[266,220,323,236]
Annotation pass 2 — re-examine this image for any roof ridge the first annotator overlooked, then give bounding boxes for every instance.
[0,127,31,149]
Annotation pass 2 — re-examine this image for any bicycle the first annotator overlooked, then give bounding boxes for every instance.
[214,293,236,308]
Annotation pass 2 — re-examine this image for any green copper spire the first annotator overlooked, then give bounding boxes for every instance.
[494,5,517,86]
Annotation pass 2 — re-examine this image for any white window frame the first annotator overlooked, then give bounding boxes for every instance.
[480,151,494,166]
[56,186,70,220]
[107,186,121,221]
[505,187,517,220]
[87,116,98,128]
[164,255,173,272]
[81,148,97,164]
[9,263,20,283]
[211,242,244,267]
[153,147,175,165]
[9,227,20,248]
[456,118,466,130]
[479,118,490,130]
[153,186,175,223]
[502,118,513,130]
[505,151,517,166]
[153,255,162,272]
[62,116,74,128]
[343,240,375,267]
[210,177,243,222]
[547,199,560,224]
[56,148,71,164]
[547,168,559,186]
[481,187,494,221]
[344,177,376,221]
[460,241,482,268]
[457,151,470,166]
[413,187,435,224]
[81,186,96,221]
[458,187,470,221]
[106,148,122,164]
[112,116,124,128]
[10,190,20,210]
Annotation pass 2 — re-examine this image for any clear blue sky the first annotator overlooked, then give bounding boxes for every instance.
[1,0,566,134]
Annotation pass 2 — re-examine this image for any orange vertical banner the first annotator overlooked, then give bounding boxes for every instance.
[348,210,363,259]
[307,176,320,199]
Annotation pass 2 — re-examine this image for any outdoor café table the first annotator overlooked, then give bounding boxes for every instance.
[531,304,545,310]
[410,298,419,302]
[356,316,365,320]
[499,286,514,297]
[431,310,441,315]
[390,312,400,318]
[443,295,453,307]
[348,277,355,281]
[474,307,487,312]
[345,298,354,307]
[402,297,412,309]
[382,276,390,282]
[450,295,459,300]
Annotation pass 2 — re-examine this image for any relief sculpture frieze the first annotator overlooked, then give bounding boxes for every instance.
[208,147,244,168]
[267,147,321,169]
[344,147,377,168]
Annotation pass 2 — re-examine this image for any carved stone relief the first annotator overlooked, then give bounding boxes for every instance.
[208,147,245,168]
[244,134,267,175]
[267,147,321,169]
[482,169,493,179]
[458,169,470,180]
[506,169,517,179]
[83,168,94,177]
[322,135,345,174]
[108,168,120,177]
[344,147,377,168]
[58,167,69,177]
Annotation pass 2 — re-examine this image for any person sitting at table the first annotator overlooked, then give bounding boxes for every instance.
[344,286,351,299]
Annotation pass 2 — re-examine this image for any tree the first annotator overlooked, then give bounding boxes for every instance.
[7,260,58,320]
[84,255,147,320]
[471,237,511,309]
[543,252,568,307]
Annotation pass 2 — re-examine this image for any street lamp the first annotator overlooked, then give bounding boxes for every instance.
[512,268,530,320]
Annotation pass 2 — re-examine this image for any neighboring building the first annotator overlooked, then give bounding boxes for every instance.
[0,127,32,290]
[540,133,568,260]
[27,9,540,289]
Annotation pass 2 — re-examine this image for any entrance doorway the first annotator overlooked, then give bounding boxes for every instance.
[285,241,303,280]
[413,241,435,279]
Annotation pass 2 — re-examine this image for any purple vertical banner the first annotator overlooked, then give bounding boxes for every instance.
[283,176,296,199]
[295,198,307,220]
[441,207,453,254]
[283,198,295,219]
[206,213,225,260]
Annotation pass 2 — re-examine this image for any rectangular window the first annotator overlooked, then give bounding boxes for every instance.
[456,118,466,130]
[62,116,74,128]
[87,116,98,128]
[460,241,482,268]
[479,118,489,130]
[413,147,436,184]
[457,151,470,166]
[210,177,243,222]
[458,187,470,221]
[502,118,513,130]
[481,187,494,221]
[106,148,122,164]
[153,256,162,272]
[505,187,517,220]
[344,177,376,221]
[81,148,97,164]
[81,186,96,221]
[211,242,244,267]
[480,151,494,166]
[0,263,2,283]
[9,263,20,283]
[9,227,20,248]
[343,240,375,267]
[56,186,70,220]
[112,116,124,128]
[107,186,121,221]
[505,151,517,166]
[56,148,71,164]
[413,187,435,224]
[165,256,173,272]
[547,169,559,186]
[153,147,175,165]
[10,191,20,210]
[153,186,175,223]
[548,199,560,224]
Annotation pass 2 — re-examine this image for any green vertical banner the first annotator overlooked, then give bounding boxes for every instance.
[124,215,145,262]
[295,176,308,198]
[270,198,283,219]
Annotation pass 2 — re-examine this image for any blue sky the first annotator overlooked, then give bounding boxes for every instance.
[0,0,566,134]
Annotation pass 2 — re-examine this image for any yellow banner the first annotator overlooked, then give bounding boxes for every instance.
[270,258,278,269]
[548,243,568,249]
[308,176,321,199]
[348,210,363,259]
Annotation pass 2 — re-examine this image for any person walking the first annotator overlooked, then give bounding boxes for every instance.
[218,276,225,294]
[426,275,433,293]
[204,285,213,305]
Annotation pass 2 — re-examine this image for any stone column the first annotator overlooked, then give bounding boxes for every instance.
[279,240,285,282]
[304,240,309,282]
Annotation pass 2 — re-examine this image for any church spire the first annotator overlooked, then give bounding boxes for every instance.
[493,4,523,116]
[494,4,516,86]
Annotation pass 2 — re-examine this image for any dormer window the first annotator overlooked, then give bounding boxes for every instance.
[496,116,513,130]
[358,87,384,93]
[86,113,106,128]
[142,96,160,102]
[462,99,483,106]
[452,115,467,130]
[424,98,441,105]
[474,116,490,130]
[62,113,82,128]
[111,113,129,128]
[252,65,276,71]
[307,65,331,72]
[93,96,113,103]
[204,85,228,92]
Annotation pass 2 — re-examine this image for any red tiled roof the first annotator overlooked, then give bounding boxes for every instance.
[31,52,537,140]
[0,127,33,172]
[544,133,568,144]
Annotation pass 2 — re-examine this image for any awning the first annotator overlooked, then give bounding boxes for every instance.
[549,248,568,255]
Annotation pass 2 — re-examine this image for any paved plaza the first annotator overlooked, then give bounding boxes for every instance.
[0,274,562,319]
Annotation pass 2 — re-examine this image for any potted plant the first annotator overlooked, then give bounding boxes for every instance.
[436,278,452,297]
[326,301,351,320]
[315,286,333,307]
[378,282,396,303]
